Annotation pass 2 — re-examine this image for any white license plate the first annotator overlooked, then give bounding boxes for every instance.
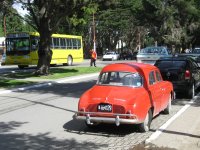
[97,104,112,112]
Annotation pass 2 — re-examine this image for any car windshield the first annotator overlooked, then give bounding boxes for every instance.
[155,60,186,68]
[105,52,115,55]
[97,71,143,87]
[140,47,167,54]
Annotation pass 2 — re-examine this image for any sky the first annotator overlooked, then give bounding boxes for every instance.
[12,2,28,17]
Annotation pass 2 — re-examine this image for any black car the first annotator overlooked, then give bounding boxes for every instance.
[154,56,200,98]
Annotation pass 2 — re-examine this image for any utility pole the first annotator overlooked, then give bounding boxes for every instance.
[93,12,96,52]
[3,14,6,37]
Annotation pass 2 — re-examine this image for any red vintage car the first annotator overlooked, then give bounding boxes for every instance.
[74,62,174,132]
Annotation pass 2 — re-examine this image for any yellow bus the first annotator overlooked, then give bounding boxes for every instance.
[5,32,83,69]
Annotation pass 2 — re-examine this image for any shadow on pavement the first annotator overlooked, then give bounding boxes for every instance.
[14,80,97,98]
[63,119,140,137]
[0,121,107,150]
[150,128,200,139]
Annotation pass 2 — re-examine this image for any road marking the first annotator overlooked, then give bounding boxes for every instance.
[145,97,197,144]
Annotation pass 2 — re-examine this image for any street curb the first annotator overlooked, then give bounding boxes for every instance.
[0,73,99,95]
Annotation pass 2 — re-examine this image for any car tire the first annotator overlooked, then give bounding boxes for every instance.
[138,110,152,132]
[163,94,171,114]
[188,83,195,99]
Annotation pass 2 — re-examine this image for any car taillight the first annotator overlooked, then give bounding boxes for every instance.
[185,70,191,80]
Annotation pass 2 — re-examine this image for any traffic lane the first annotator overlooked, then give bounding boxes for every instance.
[0,79,96,115]
[0,81,187,150]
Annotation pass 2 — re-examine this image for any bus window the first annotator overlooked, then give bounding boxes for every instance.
[77,39,81,49]
[72,39,78,49]
[67,38,72,49]
[51,38,54,49]
[60,38,66,49]
[30,36,39,51]
[53,38,60,49]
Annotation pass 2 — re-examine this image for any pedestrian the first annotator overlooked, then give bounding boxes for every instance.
[90,49,97,67]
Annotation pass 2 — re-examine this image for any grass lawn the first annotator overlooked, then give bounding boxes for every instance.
[0,67,102,89]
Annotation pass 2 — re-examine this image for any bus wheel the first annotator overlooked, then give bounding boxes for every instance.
[67,56,73,66]
[18,65,28,69]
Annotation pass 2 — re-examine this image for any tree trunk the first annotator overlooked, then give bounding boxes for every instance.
[35,24,52,75]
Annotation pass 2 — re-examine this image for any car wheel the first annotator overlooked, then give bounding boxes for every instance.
[163,94,171,114]
[138,110,152,132]
[188,83,195,99]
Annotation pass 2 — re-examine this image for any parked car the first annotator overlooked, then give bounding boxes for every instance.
[178,47,200,63]
[0,53,6,65]
[102,51,119,61]
[192,47,200,63]
[74,62,174,132]
[119,51,137,60]
[154,56,200,98]
[136,46,172,65]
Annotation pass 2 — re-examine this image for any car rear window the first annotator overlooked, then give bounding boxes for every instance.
[140,47,167,54]
[155,60,186,68]
[97,71,143,87]
[106,52,115,55]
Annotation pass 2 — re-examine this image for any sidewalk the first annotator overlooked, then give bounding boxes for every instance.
[145,97,200,150]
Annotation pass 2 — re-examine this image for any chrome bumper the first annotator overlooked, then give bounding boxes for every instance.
[74,111,139,126]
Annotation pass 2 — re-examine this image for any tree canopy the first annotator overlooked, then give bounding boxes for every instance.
[1,0,200,74]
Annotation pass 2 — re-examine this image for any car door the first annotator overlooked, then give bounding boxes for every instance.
[155,70,169,111]
[148,70,162,115]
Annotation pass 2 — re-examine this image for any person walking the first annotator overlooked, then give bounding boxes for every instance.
[90,49,97,67]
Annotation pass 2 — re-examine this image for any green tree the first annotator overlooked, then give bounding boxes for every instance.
[18,0,95,75]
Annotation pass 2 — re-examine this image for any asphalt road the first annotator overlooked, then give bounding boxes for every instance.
[0,71,192,150]
[0,59,198,150]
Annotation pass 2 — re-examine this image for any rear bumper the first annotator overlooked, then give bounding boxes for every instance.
[74,111,139,126]
[173,81,192,93]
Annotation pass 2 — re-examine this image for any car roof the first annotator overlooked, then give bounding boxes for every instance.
[101,62,157,74]
[157,56,194,61]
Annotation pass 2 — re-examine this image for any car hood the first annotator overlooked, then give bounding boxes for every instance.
[83,85,143,105]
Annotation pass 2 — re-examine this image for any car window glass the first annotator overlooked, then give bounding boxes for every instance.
[98,72,143,87]
[155,61,186,68]
[149,71,156,85]
[156,71,162,82]
[140,47,167,54]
